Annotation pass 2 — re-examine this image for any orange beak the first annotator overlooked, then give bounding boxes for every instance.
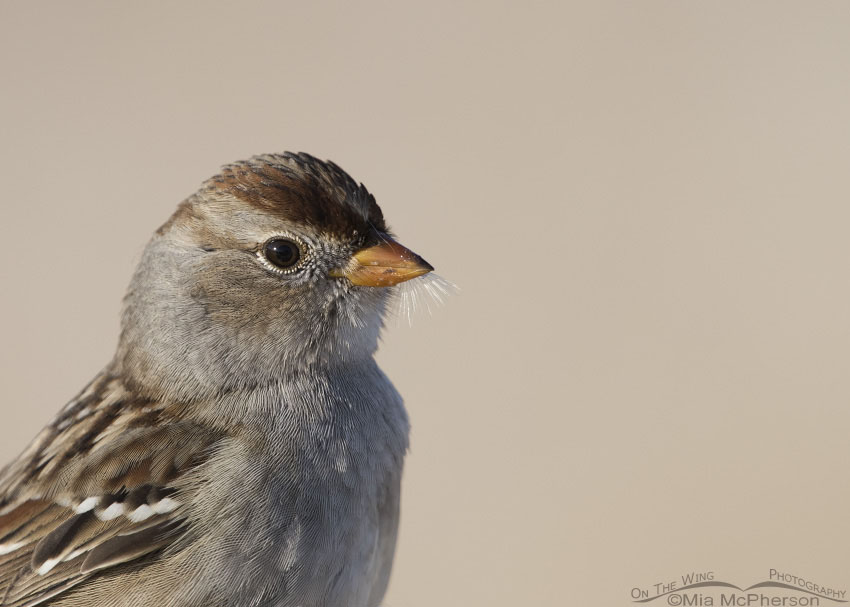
[330,238,433,287]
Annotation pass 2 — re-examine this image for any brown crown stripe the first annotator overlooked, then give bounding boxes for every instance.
[211,154,385,233]
[161,153,388,241]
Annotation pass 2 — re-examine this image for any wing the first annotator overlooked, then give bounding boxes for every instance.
[0,372,225,607]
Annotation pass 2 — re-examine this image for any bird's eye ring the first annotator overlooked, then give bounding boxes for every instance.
[258,237,306,274]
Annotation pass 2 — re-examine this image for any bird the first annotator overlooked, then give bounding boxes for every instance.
[0,152,434,607]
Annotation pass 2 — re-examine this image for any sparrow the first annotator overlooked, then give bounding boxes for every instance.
[0,153,433,607]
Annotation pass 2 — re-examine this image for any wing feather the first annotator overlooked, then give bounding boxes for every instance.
[0,372,226,606]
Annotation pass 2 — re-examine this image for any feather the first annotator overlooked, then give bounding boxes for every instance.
[81,519,182,574]
[31,512,96,573]
[0,372,226,606]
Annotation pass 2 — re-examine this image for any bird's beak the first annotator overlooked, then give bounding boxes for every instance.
[330,238,434,287]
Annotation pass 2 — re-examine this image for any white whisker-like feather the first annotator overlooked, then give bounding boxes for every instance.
[388,273,458,326]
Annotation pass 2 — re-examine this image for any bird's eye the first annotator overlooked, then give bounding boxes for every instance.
[263,238,302,271]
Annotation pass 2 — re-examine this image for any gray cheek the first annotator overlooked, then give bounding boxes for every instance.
[116,238,391,400]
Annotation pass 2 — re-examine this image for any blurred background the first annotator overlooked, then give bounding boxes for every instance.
[1,1,849,605]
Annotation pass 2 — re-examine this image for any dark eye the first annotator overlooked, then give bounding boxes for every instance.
[264,239,301,270]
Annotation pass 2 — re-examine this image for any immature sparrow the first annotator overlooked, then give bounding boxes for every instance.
[0,153,433,607]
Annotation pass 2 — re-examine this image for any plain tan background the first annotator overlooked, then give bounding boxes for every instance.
[2,1,849,605]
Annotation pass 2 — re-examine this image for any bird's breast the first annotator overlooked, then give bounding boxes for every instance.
[201,364,409,607]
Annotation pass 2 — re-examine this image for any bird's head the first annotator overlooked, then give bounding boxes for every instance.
[115,153,433,400]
